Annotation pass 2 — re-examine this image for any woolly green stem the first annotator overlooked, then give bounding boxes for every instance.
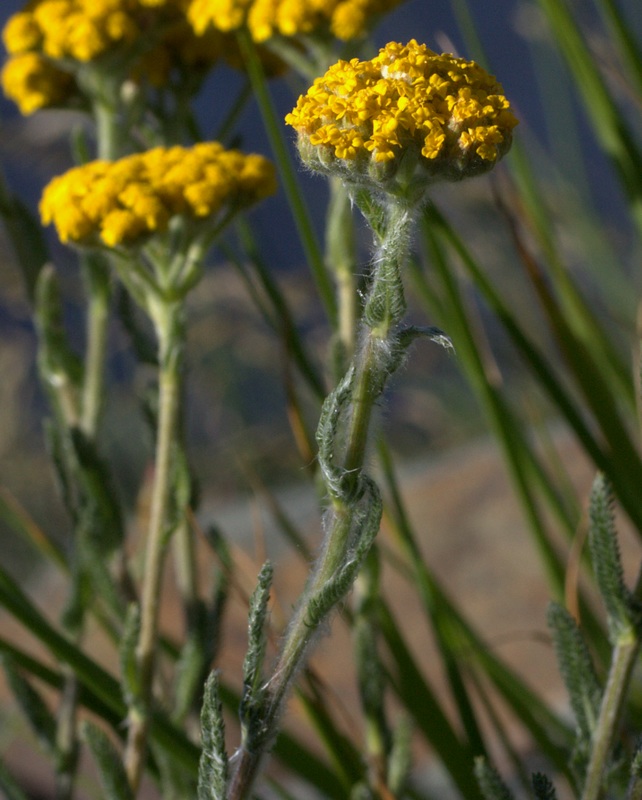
[581,628,639,800]
[226,199,414,800]
[93,95,124,161]
[326,176,358,375]
[80,256,111,437]
[124,297,183,795]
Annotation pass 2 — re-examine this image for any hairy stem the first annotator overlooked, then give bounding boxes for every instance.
[80,255,111,438]
[125,299,183,794]
[326,176,358,374]
[226,200,414,800]
[581,629,639,800]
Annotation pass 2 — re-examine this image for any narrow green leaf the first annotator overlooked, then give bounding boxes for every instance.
[547,602,602,743]
[421,203,642,547]
[2,657,57,757]
[387,714,413,796]
[538,0,642,232]
[198,672,228,800]
[474,757,516,800]
[70,427,125,554]
[151,737,196,800]
[377,600,483,800]
[0,564,200,773]
[353,551,390,767]
[378,438,573,761]
[378,442,575,783]
[628,745,642,800]
[0,167,49,303]
[588,473,638,638]
[173,600,209,723]
[232,219,325,400]
[239,561,273,747]
[35,265,83,396]
[115,287,158,366]
[296,679,364,790]
[0,635,117,726]
[592,0,642,95]
[82,722,134,800]
[305,478,382,628]
[0,487,66,570]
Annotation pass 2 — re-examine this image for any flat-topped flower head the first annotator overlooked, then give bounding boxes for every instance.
[285,40,518,201]
[40,143,277,248]
[187,0,404,43]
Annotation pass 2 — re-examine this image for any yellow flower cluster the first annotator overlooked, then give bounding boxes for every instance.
[286,40,518,190]
[187,0,404,43]
[2,0,185,63]
[40,143,277,247]
[1,0,181,112]
[1,0,284,114]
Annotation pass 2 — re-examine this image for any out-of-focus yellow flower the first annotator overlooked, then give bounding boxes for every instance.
[1,52,76,113]
[3,0,152,63]
[2,0,284,113]
[40,143,277,247]
[187,0,404,42]
[285,40,518,193]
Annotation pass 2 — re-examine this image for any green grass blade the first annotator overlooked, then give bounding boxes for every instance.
[236,29,337,328]
[414,218,578,594]
[376,599,484,800]
[297,676,365,790]
[377,447,576,784]
[591,0,642,97]
[422,205,642,537]
[0,564,200,774]
[503,146,634,407]
[0,487,67,570]
[537,0,642,235]
[232,218,326,399]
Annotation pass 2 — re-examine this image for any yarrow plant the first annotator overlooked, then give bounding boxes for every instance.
[39,141,276,793]
[215,40,517,799]
[5,0,642,798]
